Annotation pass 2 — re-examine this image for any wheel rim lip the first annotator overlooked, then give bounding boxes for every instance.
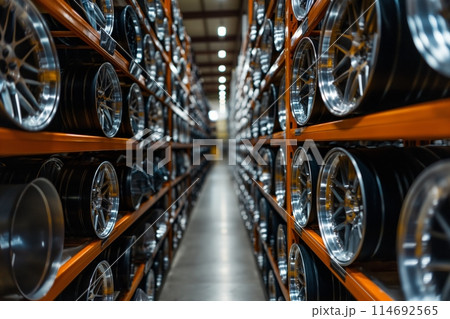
[260,20,274,74]
[318,0,380,116]
[89,161,119,239]
[317,148,367,266]
[398,161,450,301]
[81,0,114,35]
[292,0,314,21]
[274,0,285,52]
[259,148,273,193]
[87,260,114,301]
[277,224,287,284]
[278,74,286,130]
[127,83,145,135]
[288,243,307,301]
[291,147,312,227]
[94,63,122,138]
[291,37,318,126]
[0,0,60,131]
[143,34,156,78]
[275,148,287,207]
[123,6,143,63]
[407,0,450,78]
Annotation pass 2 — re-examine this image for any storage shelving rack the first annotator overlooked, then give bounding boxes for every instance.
[231,0,450,301]
[0,0,212,301]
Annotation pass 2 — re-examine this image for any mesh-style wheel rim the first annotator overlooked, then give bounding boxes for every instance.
[139,0,156,23]
[407,0,450,78]
[268,270,277,301]
[94,63,122,138]
[255,0,265,26]
[80,0,114,35]
[274,0,285,52]
[260,148,274,193]
[260,20,273,74]
[318,0,379,116]
[317,148,366,266]
[291,37,319,126]
[90,161,119,239]
[275,148,287,207]
[0,0,60,131]
[398,161,450,301]
[86,260,114,301]
[291,147,313,227]
[278,74,286,130]
[145,269,155,301]
[289,243,307,301]
[122,6,143,63]
[277,224,287,285]
[155,0,165,41]
[292,0,315,21]
[125,83,145,136]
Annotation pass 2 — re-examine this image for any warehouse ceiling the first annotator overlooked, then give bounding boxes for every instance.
[178,0,247,103]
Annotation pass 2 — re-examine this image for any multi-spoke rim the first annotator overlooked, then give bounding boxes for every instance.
[398,161,450,301]
[86,260,114,301]
[259,148,274,193]
[0,0,60,131]
[274,0,285,52]
[407,0,450,78]
[277,224,287,285]
[155,0,165,41]
[125,83,145,136]
[80,0,114,35]
[89,161,119,239]
[94,63,122,138]
[291,37,318,126]
[289,243,307,301]
[278,73,286,130]
[275,148,287,207]
[145,269,155,301]
[292,0,315,21]
[317,148,366,266]
[291,147,313,227]
[260,20,273,74]
[268,270,277,301]
[318,0,379,116]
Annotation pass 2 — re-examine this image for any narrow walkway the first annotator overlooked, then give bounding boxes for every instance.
[159,163,265,301]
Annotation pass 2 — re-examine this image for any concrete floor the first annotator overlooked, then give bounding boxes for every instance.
[159,163,266,301]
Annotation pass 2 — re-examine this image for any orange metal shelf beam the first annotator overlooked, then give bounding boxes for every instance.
[292,99,450,141]
[40,184,170,301]
[120,264,145,301]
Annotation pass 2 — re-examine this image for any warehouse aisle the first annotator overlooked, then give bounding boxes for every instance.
[159,163,266,301]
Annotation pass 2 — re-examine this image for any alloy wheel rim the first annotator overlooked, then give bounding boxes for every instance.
[277,224,287,284]
[274,0,285,52]
[81,0,114,35]
[291,147,313,227]
[126,84,145,135]
[275,148,287,207]
[289,243,307,301]
[86,260,114,301]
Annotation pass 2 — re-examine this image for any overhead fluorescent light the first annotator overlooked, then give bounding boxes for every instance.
[217,26,227,37]
[218,50,227,58]
[218,76,226,83]
[218,65,226,72]
[208,110,219,122]
[219,84,227,91]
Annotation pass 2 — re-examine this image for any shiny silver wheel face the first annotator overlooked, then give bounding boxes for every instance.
[250,2,258,42]
[398,161,450,301]
[147,98,164,137]
[291,147,313,227]
[95,63,122,138]
[86,260,114,301]
[268,270,277,301]
[317,149,366,266]
[277,224,287,285]
[155,0,165,41]
[123,6,143,63]
[140,0,156,23]
[260,20,273,74]
[259,92,269,137]
[318,0,379,116]
[407,0,450,78]
[154,51,166,93]
[80,0,114,35]
[274,0,285,52]
[163,18,170,52]
[291,37,318,126]
[289,243,307,301]
[90,161,119,239]
[0,0,60,131]
[292,0,314,21]
[145,269,155,301]
[259,197,268,242]
[278,74,286,130]
[143,34,156,81]
[137,222,157,258]
[259,148,273,193]
[126,83,145,135]
[252,49,262,89]
[255,0,266,25]
[275,148,287,207]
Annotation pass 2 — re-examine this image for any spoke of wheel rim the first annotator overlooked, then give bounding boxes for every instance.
[344,69,359,102]
[334,221,347,232]
[348,2,360,30]
[102,81,112,93]
[103,108,114,129]
[93,213,99,232]
[21,62,39,74]
[333,179,347,191]
[430,230,450,242]
[16,81,41,111]
[435,212,450,239]
[332,187,344,203]
[4,83,23,121]
[93,3,107,28]
[1,1,12,39]
[333,55,350,76]
[424,262,450,272]
[334,42,350,56]
[333,68,350,85]
[20,43,38,63]
[332,206,344,220]
[97,169,105,186]
[364,4,376,33]
[13,32,32,48]
[23,78,45,87]
[99,210,107,229]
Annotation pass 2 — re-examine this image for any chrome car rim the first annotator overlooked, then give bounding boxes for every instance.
[318,0,379,116]
[80,0,114,35]
[145,269,155,301]
[155,0,165,41]
[278,74,286,130]
[277,224,287,285]
[317,148,366,266]
[275,148,287,207]
[86,260,114,301]
[255,0,265,26]
[398,160,450,301]
[289,243,307,301]
[163,239,170,270]
[291,37,318,126]
[122,6,143,63]
[260,20,273,74]
[268,270,277,301]
[252,49,262,89]
[259,197,268,242]
[292,0,314,21]
[95,63,122,138]
[274,0,285,52]
[90,161,119,239]
[163,18,170,52]
[125,83,145,136]
[259,148,274,193]
[139,0,156,23]
[146,98,164,137]
[407,0,450,78]
[291,147,313,227]
[0,0,60,131]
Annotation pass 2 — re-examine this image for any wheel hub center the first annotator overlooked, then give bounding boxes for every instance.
[0,44,20,81]
[344,189,359,222]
